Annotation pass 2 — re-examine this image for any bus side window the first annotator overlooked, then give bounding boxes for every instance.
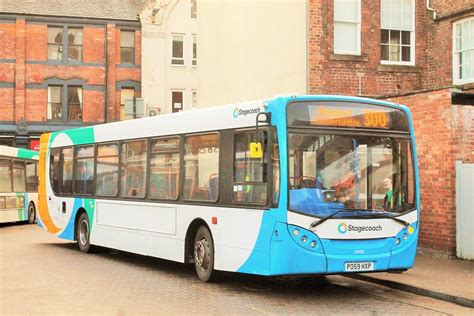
[60,147,73,195]
[233,130,267,205]
[12,161,26,192]
[95,143,119,197]
[183,133,219,202]
[149,137,180,200]
[121,140,147,198]
[272,130,280,207]
[74,145,95,195]
[26,161,37,192]
[0,158,12,193]
[50,149,61,195]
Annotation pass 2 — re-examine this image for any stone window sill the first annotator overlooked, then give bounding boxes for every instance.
[330,54,368,62]
[377,64,421,73]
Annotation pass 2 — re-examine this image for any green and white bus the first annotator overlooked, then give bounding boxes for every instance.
[0,146,39,224]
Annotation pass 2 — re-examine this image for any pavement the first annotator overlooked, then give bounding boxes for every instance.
[349,252,474,308]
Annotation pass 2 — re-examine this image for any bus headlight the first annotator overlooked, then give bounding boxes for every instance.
[310,241,317,248]
[293,229,300,237]
[301,235,307,243]
[395,238,401,245]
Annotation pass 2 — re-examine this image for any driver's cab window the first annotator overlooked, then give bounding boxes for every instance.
[233,130,267,205]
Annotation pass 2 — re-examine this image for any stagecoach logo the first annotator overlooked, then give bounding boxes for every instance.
[233,107,261,118]
[338,223,383,234]
[338,223,348,234]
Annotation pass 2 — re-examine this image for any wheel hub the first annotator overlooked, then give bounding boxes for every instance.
[194,237,209,270]
[79,220,89,246]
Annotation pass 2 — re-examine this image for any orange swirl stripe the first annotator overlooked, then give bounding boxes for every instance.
[39,133,61,234]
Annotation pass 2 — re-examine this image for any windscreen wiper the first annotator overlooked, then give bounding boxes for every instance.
[366,214,410,227]
[310,209,353,229]
[310,209,410,230]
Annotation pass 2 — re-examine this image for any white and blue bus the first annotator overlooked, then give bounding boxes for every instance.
[0,146,39,224]
[38,95,419,281]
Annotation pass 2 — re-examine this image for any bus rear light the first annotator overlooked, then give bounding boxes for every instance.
[212,217,217,225]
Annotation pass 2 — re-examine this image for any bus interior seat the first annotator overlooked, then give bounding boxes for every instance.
[208,174,219,200]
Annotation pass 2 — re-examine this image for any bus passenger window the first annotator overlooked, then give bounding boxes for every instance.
[96,144,119,196]
[61,147,73,195]
[121,140,147,198]
[233,131,267,205]
[149,137,180,200]
[74,145,95,195]
[183,133,219,202]
[0,159,11,193]
[50,149,61,195]
[12,161,26,192]
[26,161,37,192]
[272,132,280,207]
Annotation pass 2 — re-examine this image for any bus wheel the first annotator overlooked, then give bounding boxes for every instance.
[76,212,91,253]
[27,203,36,224]
[194,226,215,282]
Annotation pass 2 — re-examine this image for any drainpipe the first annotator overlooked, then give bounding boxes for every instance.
[426,0,437,20]
[104,23,108,123]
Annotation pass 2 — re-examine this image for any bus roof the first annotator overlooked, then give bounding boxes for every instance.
[47,95,409,148]
[0,145,39,160]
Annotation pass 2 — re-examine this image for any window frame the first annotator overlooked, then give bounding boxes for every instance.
[333,0,361,55]
[171,90,184,113]
[120,139,149,199]
[231,128,270,206]
[59,146,74,196]
[47,26,64,61]
[182,132,220,203]
[192,35,197,66]
[171,34,185,66]
[26,160,38,193]
[380,0,416,66]
[120,30,136,65]
[67,27,83,62]
[148,136,181,201]
[67,86,83,122]
[12,160,26,193]
[452,17,474,85]
[95,142,120,198]
[73,144,95,196]
[0,158,12,193]
[47,25,83,64]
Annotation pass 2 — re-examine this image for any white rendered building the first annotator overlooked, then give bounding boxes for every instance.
[140,0,198,115]
[197,0,307,107]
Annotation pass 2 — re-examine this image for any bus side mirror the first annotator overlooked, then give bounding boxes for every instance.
[250,142,263,158]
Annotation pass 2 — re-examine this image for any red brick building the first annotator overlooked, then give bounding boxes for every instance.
[0,1,146,149]
[308,0,473,255]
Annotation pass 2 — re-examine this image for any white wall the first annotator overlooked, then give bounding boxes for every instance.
[197,0,307,107]
[141,0,198,115]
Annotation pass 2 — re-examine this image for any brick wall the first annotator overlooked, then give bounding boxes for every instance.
[0,23,16,59]
[0,88,14,121]
[308,0,428,97]
[385,89,473,254]
[0,18,141,130]
[308,1,474,96]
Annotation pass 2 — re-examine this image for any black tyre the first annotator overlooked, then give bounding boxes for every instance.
[76,212,91,253]
[27,203,36,224]
[194,226,215,282]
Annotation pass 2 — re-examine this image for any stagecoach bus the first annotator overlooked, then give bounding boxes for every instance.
[38,95,419,281]
[0,146,39,224]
